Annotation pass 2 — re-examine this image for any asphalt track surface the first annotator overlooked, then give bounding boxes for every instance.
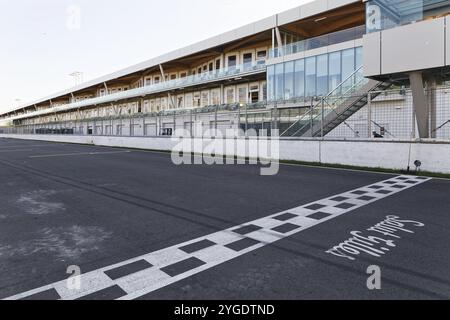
[0,137,449,300]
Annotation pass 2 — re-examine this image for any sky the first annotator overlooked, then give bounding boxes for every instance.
[0,0,312,113]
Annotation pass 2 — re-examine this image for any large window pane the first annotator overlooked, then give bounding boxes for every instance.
[305,57,316,98]
[342,48,355,91]
[294,59,305,99]
[365,0,448,33]
[355,47,363,68]
[342,48,355,80]
[228,55,237,69]
[328,51,341,93]
[275,63,284,101]
[267,65,275,102]
[316,54,328,96]
[284,61,294,100]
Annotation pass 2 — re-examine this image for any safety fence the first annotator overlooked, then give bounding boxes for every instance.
[2,86,450,141]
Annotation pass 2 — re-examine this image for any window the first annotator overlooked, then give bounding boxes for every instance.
[365,0,448,33]
[238,86,248,104]
[161,97,168,110]
[284,61,294,100]
[275,63,284,101]
[150,100,156,112]
[209,63,214,72]
[180,72,187,78]
[316,54,328,96]
[185,94,193,108]
[329,51,341,93]
[250,84,259,103]
[226,87,235,104]
[211,89,221,105]
[256,50,267,65]
[201,91,209,106]
[262,82,267,102]
[154,76,160,84]
[215,59,221,70]
[170,74,177,80]
[305,57,316,97]
[227,55,237,69]
[198,67,202,74]
[294,59,305,99]
[243,53,253,69]
[194,92,201,107]
[177,96,184,109]
[267,65,275,102]
[356,47,363,69]
[342,48,355,82]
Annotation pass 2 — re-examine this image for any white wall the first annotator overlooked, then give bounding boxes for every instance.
[2,134,450,175]
[364,17,448,77]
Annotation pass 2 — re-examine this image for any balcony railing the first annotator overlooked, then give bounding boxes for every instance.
[269,25,365,59]
[7,62,267,121]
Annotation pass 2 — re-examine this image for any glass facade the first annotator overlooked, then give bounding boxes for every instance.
[328,51,341,93]
[267,47,363,102]
[270,25,365,58]
[284,61,294,100]
[267,65,275,102]
[294,60,305,99]
[316,54,328,96]
[366,0,450,33]
[305,57,316,98]
[275,63,284,101]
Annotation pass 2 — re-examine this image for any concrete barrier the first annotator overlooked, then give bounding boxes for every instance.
[1,134,450,174]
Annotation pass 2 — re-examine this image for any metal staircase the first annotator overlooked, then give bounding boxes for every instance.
[281,66,392,137]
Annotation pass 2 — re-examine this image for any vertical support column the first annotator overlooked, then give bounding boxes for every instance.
[119,114,122,136]
[409,72,429,139]
[310,97,314,137]
[275,27,283,57]
[220,54,225,70]
[272,29,275,53]
[320,98,324,138]
[142,113,146,137]
[190,109,193,138]
[367,92,372,138]
[155,113,159,137]
[161,113,164,137]
[273,103,278,134]
[130,116,133,136]
[245,103,248,135]
[426,76,437,138]
[220,84,224,105]
[173,112,176,134]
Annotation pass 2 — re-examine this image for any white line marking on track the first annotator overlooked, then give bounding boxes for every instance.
[4,175,431,300]
[0,149,33,153]
[0,144,64,149]
[29,151,132,158]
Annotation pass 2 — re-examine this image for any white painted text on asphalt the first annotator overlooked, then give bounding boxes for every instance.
[326,215,425,261]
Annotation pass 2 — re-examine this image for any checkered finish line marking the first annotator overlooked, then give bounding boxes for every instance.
[5,175,430,300]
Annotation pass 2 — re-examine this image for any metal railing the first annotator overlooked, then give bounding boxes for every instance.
[280,65,367,137]
[3,87,450,141]
[5,62,267,122]
[269,25,365,59]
